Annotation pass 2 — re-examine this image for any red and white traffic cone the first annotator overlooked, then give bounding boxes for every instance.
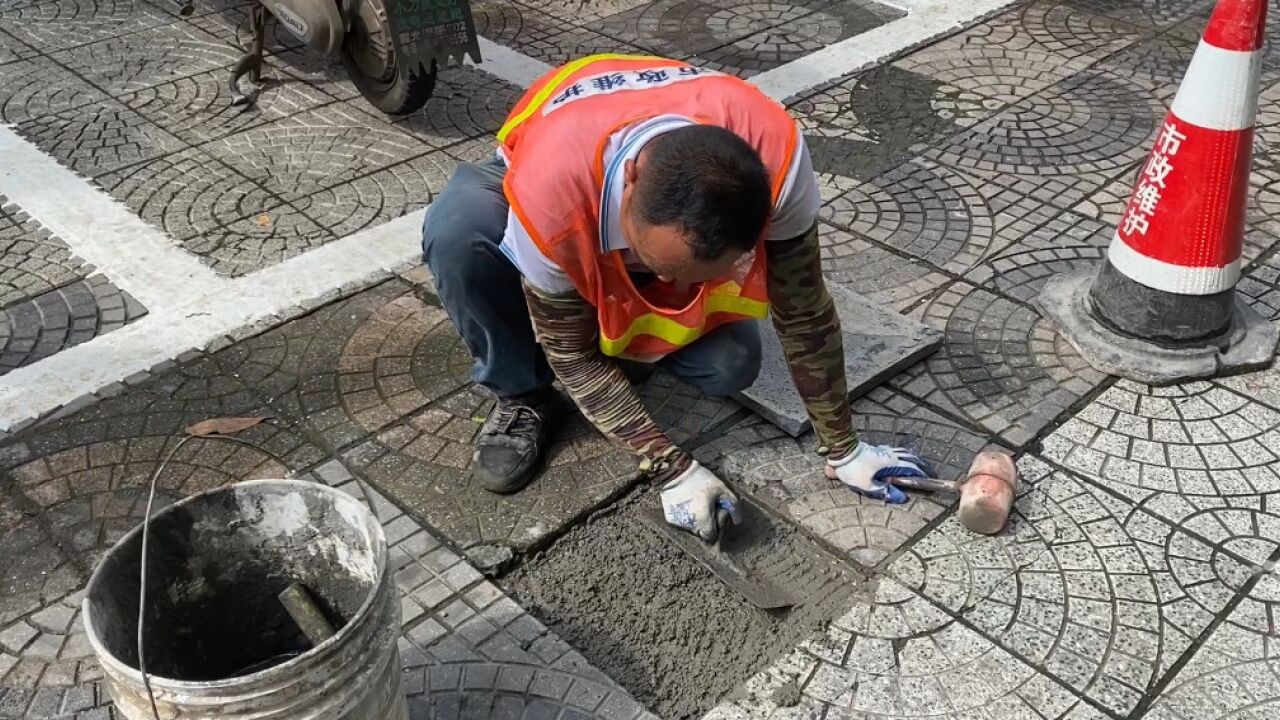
[1039,0,1279,383]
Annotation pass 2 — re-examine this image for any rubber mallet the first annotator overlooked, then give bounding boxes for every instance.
[887,451,1019,535]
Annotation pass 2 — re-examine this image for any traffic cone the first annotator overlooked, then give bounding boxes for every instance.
[1038,0,1279,384]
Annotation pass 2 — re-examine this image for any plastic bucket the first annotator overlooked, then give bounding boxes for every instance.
[81,479,408,719]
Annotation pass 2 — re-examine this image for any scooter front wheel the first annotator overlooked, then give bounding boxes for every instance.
[340,0,436,115]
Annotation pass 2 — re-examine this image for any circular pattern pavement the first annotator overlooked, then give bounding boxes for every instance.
[889,458,1239,716]
[821,159,996,275]
[1043,380,1280,523]
[697,388,990,567]
[705,577,1105,719]
[890,282,1107,448]
[926,71,1164,181]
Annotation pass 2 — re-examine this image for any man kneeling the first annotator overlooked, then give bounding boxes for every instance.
[421,55,929,542]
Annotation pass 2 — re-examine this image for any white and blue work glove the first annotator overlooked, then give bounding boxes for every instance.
[825,441,933,504]
[661,461,741,542]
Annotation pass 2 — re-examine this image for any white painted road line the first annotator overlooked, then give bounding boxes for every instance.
[0,126,224,310]
[751,0,1018,101]
[0,210,426,432]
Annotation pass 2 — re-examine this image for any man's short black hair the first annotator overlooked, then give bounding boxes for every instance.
[632,125,772,261]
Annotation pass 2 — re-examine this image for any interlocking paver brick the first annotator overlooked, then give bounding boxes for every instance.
[0,23,35,64]
[1070,0,1209,31]
[965,208,1111,303]
[6,369,322,563]
[790,65,966,182]
[343,382,636,552]
[694,385,994,566]
[1257,80,1280,165]
[0,0,174,53]
[288,149,463,239]
[704,576,1104,720]
[50,21,242,96]
[472,0,649,63]
[0,492,99,714]
[0,275,148,377]
[922,68,1166,201]
[595,0,900,76]
[891,1,1144,120]
[215,281,474,448]
[0,199,90,311]
[819,158,1047,276]
[1044,377,1280,555]
[122,66,334,145]
[184,207,331,276]
[818,222,949,311]
[890,281,1108,448]
[268,41,362,100]
[190,0,306,53]
[0,356,320,717]
[1145,564,1280,719]
[202,102,423,201]
[522,0,650,24]
[0,55,108,124]
[890,457,1249,716]
[16,100,186,179]
[1240,252,1280,320]
[635,369,742,448]
[221,280,744,551]
[687,0,903,77]
[95,146,279,241]
[301,462,655,719]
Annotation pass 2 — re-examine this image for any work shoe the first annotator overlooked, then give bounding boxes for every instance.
[473,388,562,494]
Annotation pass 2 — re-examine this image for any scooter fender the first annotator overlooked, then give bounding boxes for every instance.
[384,0,482,77]
[262,0,345,57]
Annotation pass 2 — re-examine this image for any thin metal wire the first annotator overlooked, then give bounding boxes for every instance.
[136,432,270,720]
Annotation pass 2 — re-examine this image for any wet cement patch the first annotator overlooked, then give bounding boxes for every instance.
[501,490,862,719]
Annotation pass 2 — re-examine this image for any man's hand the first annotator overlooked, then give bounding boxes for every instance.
[825,442,933,504]
[661,462,741,542]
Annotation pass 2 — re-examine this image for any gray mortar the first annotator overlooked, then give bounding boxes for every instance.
[772,678,803,707]
[502,490,862,719]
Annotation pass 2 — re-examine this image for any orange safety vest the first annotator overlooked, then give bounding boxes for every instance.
[498,54,799,361]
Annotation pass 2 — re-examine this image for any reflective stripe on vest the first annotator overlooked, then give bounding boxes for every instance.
[496,53,663,143]
[598,288,769,358]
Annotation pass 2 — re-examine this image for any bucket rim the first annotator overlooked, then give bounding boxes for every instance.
[81,477,390,691]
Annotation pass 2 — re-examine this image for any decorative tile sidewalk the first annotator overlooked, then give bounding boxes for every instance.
[7,0,1280,717]
[0,198,146,379]
[694,386,996,567]
[1042,377,1280,553]
[702,576,1110,720]
[0,352,655,718]
[703,452,1280,719]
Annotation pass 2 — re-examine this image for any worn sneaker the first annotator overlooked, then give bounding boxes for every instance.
[473,389,562,494]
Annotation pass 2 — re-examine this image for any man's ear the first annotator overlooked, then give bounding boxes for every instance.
[623,157,639,186]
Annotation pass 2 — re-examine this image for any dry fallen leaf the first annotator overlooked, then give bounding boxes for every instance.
[185,416,267,437]
[256,214,272,227]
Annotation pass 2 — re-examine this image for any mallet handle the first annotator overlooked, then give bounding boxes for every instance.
[886,475,962,494]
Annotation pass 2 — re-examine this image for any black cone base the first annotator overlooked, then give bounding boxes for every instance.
[1037,266,1279,385]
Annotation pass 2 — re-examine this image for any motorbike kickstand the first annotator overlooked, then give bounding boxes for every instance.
[228,5,268,107]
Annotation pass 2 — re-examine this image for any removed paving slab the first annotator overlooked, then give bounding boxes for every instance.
[503,489,862,719]
[738,284,942,436]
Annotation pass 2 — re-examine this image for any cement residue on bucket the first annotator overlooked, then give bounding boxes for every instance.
[502,491,860,719]
[82,480,407,720]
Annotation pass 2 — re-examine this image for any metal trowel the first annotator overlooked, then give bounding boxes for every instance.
[643,491,796,610]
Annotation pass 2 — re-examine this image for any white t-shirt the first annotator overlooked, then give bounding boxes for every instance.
[497,115,821,293]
